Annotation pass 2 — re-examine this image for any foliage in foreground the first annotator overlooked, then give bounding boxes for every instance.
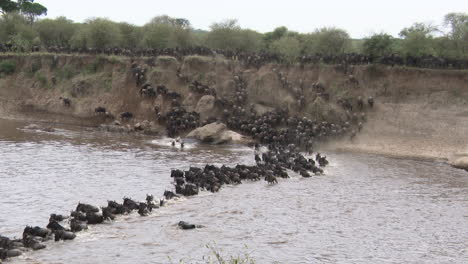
[175,244,256,264]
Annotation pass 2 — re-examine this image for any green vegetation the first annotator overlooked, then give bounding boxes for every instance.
[0,1,466,59]
[1,1,47,23]
[56,64,77,80]
[0,59,16,74]
[83,56,107,74]
[176,244,256,264]
[34,70,47,87]
[362,33,395,57]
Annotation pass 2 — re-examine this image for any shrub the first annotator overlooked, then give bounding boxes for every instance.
[34,71,48,87]
[0,60,16,74]
[56,64,77,80]
[83,56,106,74]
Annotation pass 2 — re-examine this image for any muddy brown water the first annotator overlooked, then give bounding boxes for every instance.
[0,118,467,264]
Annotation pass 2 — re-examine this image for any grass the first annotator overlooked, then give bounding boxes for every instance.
[56,64,78,81]
[30,59,42,73]
[175,244,256,264]
[83,55,107,74]
[157,55,178,65]
[34,71,49,89]
[184,55,212,65]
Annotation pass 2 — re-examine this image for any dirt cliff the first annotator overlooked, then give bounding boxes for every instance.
[0,54,467,167]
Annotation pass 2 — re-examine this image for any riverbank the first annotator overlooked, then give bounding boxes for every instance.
[322,101,468,168]
[0,53,467,169]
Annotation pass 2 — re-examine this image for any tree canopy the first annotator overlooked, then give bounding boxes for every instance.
[1,0,47,22]
[0,9,466,59]
[363,33,395,57]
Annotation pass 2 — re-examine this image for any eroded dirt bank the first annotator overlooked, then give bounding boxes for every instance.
[0,54,467,167]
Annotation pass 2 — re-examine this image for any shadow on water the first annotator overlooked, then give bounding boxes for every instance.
[0,118,467,264]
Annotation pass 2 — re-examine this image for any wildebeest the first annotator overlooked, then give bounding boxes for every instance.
[95,106,107,114]
[59,97,71,107]
[120,112,133,120]
[368,96,374,108]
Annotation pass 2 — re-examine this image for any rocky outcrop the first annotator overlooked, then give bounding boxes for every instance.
[186,122,251,144]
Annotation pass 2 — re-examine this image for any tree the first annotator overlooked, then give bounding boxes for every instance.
[270,35,301,63]
[71,18,122,49]
[118,22,142,48]
[205,19,242,50]
[237,29,263,52]
[399,22,438,38]
[0,0,19,14]
[69,24,88,49]
[362,33,395,57]
[302,27,351,55]
[0,11,37,48]
[263,26,288,49]
[443,12,468,56]
[35,16,76,47]
[398,23,437,56]
[141,15,193,49]
[19,0,47,24]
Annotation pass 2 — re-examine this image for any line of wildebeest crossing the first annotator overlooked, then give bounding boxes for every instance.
[0,141,329,261]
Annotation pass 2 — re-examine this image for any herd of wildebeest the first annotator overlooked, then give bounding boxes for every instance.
[1,44,468,69]
[0,141,331,260]
[1,47,384,261]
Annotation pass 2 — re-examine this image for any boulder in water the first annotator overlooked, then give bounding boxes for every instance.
[451,157,468,171]
[186,122,251,144]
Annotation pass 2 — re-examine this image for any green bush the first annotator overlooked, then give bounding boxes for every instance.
[0,60,16,74]
[34,71,48,87]
[84,58,102,73]
[56,64,77,80]
[176,244,256,264]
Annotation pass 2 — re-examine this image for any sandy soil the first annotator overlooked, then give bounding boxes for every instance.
[323,102,468,164]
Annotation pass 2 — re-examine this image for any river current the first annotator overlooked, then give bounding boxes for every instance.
[0,118,466,264]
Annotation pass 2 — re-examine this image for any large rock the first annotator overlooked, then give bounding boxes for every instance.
[195,95,216,120]
[451,157,468,171]
[186,122,251,144]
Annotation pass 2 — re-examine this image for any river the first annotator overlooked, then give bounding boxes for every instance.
[0,118,467,264]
